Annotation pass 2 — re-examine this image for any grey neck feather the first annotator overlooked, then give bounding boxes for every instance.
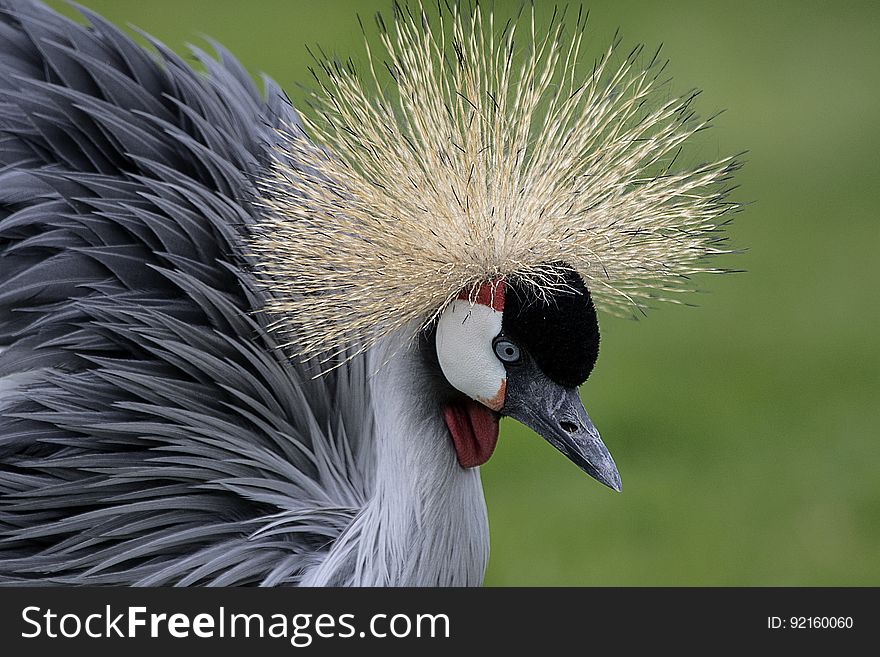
[301,329,490,586]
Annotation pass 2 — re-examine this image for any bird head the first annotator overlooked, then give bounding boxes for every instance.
[434,266,619,490]
[251,5,739,493]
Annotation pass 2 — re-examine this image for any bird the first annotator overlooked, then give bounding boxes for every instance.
[0,0,739,585]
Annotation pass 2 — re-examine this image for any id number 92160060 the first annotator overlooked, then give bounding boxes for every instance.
[768,617,854,630]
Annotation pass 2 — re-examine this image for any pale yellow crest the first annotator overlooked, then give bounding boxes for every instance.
[250,3,741,362]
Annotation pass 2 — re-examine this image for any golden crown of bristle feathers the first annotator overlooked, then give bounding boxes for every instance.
[250,3,741,362]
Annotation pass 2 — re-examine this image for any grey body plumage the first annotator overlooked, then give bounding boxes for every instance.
[0,0,399,585]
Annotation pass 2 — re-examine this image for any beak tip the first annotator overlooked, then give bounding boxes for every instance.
[599,468,622,493]
[579,448,621,493]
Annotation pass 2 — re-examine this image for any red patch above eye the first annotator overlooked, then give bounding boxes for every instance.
[457,279,505,311]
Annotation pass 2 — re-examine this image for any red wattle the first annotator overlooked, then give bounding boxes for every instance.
[443,399,500,468]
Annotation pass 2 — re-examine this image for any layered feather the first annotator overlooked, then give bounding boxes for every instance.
[0,0,373,585]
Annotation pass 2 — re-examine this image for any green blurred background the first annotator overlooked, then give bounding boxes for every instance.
[48,0,880,585]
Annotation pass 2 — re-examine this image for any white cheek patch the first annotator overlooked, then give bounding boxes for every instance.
[435,297,506,411]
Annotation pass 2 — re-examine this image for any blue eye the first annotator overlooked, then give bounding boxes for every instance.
[493,338,521,364]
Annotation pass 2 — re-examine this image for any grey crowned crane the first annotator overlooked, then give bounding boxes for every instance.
[0,1,739,585]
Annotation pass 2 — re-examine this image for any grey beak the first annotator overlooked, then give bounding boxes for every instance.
[502,365,621,492]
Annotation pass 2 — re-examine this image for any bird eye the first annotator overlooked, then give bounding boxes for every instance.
[493,337,521,364]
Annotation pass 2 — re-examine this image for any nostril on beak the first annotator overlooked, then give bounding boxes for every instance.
[559,420,579,434]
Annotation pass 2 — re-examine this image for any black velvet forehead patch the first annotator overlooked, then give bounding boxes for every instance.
[501,265,600,388]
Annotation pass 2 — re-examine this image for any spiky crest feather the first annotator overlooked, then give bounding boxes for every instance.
[251,3,740,361]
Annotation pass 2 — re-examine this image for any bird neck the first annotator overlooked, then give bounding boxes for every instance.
[302,330,490,586]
